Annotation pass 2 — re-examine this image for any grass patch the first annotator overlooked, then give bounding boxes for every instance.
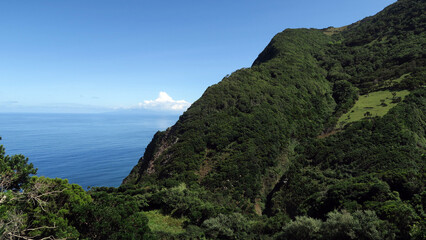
[392,73,410,84]
[145,210,186,235]
[323,26,348,36]
[381,73,411,88]
[337,90,410,128]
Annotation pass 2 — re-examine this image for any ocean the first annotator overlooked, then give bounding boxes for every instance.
[0,113,179,189]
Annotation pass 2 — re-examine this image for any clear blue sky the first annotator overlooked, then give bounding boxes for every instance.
[0,0,396,113]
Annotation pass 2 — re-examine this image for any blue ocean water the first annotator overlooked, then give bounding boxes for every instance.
[0,113,178,189]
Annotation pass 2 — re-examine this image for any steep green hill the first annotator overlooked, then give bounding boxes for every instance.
[125,28,337,203]
[3,0,421,239]
[122,0,425,238]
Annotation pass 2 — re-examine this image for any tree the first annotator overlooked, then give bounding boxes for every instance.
[322,210,392,240]
[364,111,372,118]
[277,215,322,240]
[202,213,250,239]
[277,210,393,240]
[0,138,37,191]
[71,190,153,240]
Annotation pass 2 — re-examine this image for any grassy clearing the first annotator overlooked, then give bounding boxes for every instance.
[381,73,411,87]
[145,210,186,235]
[392,73,410,84]
[366,73,411,92]
[337,90,410,128]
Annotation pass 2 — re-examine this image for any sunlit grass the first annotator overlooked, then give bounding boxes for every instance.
[337,90,410,128]
[145,210,186,235]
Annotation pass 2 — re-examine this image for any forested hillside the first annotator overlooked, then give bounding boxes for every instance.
[1,0,424,239]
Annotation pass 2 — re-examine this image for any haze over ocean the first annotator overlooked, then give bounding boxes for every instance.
[0,113,178,189]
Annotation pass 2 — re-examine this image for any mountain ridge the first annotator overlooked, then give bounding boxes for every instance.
[122,0,425,237]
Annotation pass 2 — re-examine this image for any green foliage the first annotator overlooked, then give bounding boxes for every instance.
[322,210,388,240]
[278,210,393,240]
[126,0,425,217]
[366,200,420,239]
[319,0,425,93]
[127,28,337,205]
[269,89,425,238]
[0,176,93,239]
[0,138,37,191]
[148,183,228,224]
[2,0,426,239]
[0,141,153,239]
[332,80,359,116]
[337,90,410,127]
[144,210,186,235]
[278,215,322,240]
[201,213,250,239]
[71,189,153,240]
[178,225,206,239]
[21,177,92,238]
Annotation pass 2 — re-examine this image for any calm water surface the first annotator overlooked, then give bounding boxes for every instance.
[0,113,178,189]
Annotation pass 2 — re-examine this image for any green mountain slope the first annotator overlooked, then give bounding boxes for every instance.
[122,0,425,238]
[1,0,424,239]
[124,28,337,201]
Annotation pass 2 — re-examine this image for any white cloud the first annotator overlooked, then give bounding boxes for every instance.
[137,92,191,111]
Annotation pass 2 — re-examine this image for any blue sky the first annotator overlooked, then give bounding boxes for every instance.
[0,0,396,113]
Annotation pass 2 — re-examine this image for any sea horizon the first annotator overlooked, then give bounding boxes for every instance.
[0,112,180,189]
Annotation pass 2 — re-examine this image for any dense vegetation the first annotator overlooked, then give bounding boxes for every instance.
[1,0,425,239]
[0,141,154,239]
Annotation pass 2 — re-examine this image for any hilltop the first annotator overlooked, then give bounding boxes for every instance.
[122,0,425,238]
